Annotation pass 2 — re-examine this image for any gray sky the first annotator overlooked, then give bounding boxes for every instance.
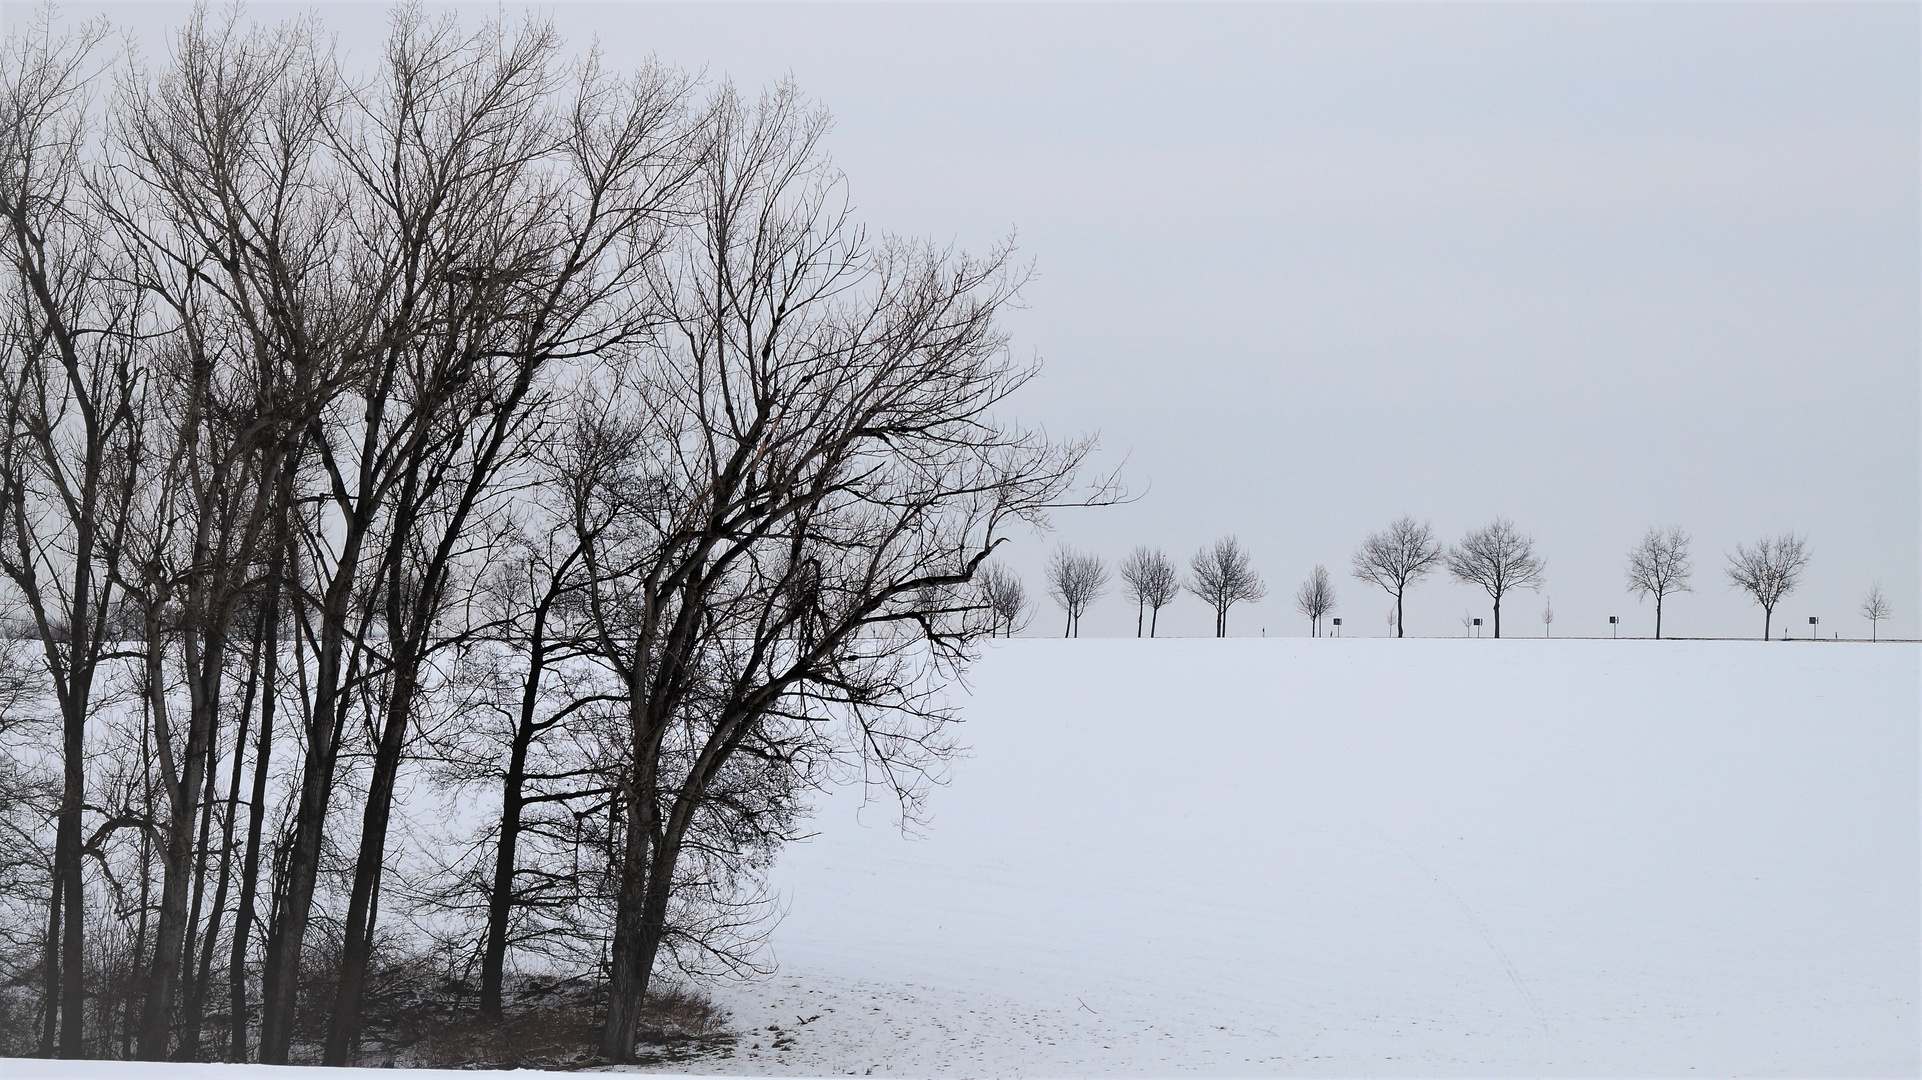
[49,2,1922,638]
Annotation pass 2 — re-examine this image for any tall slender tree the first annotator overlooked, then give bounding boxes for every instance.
[568,79,1102,1060]
[0,17,143,1054]
[1625,527,1692,639]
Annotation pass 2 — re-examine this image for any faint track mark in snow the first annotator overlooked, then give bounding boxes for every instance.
[1367,820,1554,1037]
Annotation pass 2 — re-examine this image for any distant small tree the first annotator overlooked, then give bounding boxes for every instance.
[1046,547,1109,637]
[1351,515,1443,638]
[1386,607,1398,636]
[1861,584,1891,641]
[1446,518,1544,638]
[1119,546,1181,637]
[1625,527,1693,639]
[978,562,1029,637]
[1294,565,1336,637]
[1542,597,1554,637]
[1189,536,1265,637]
[1726,533,1809,640]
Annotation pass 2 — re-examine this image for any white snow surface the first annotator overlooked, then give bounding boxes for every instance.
[7,638,1917,1078]
[679,639,1920,1077]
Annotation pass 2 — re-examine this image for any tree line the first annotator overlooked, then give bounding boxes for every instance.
[0,7,1101,1065]
[1000,517,1891,640]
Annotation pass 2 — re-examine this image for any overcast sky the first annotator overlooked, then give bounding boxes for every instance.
[43,1,1922,639]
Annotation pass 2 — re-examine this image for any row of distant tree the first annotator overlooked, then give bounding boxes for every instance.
[979,516,1896,640]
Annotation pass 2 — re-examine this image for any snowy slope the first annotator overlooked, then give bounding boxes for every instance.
[7,639,1916,1078]
[685,639,1918,1077]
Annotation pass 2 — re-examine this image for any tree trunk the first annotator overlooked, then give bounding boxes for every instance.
[175,711,223,1060]
[257,647,347,1065]
[1492,596,1502,638]
[1135,600,1142,637]
[601,782,657,1061]
[191,626,262,1061]
[130,722,154,1060]
[140,603,223,1061]
[478,736,528,1021]
[229,602,277,1061]
[55,699,85,1056]
[232,461,294,1063]
[38,868,60,1056]
[258,498,368,1065]
[323,657,422,1065]
[1655,596,1663,640]
[480,615,549,1020]
[1149,605,1158,638]
[137,650,190,1059]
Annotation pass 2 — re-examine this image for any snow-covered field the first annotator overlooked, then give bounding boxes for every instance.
[9,638,1917,1078]
[684,639,1919,1077]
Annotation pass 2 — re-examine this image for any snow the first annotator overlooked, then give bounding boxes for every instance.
[684,639,1919,1077]
[7,638,1916,1078]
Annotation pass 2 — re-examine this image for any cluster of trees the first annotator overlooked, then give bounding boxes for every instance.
[1000,536,1267,639]
[1000,516,1888,641]
[0,8,1098,1065]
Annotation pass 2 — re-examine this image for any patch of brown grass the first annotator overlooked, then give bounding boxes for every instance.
[394,975,734,1070]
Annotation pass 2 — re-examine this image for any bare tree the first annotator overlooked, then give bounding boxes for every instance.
[0,16,143,1055]
[1293,565,1335,637]
[1861,585,1891,641]
[1351,515,1441,638]
[1118,546,1179,637]
[1189,536,1264,638]
[1726,533,1809,640]
[467,520,606,1022]
[0,8,1120,1065]
[1446,518,1543,638]
[567,78,1104,1061]
[1046,547,1110,638]
[977,561,1029,637]
[1542,597,1553,637]
[1625,527,1692,639]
